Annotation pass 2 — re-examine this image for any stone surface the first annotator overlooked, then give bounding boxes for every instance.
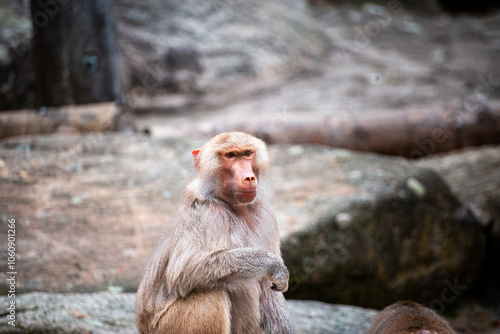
[0,134,196,293]
[0,292,377,334]
[0,292,137,334]
[276,146,485,308]
[416,146,500,311]
[289,299,378,334]
[113,0,331,96]
[416,146,500,236]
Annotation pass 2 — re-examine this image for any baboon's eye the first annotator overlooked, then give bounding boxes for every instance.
[225,152,237,158]
[242,150,253,157]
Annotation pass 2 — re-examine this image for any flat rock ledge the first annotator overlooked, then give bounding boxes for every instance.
[0,292,377,334]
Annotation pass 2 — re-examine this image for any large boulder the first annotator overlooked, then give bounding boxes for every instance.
[416,146,500,308]
[0,292,377,334]
[275,146,486,309]
[416,146,500,237]
[0,134,487,312]
[114,0,330,97]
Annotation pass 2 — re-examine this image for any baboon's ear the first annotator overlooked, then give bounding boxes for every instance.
[192,149,200,172]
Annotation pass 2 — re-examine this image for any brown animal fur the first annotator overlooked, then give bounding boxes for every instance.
[136,132,292,333]
[368,301,455,334]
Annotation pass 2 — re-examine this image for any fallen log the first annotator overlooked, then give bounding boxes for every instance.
[219,102,500,159]
[0,102,119,139]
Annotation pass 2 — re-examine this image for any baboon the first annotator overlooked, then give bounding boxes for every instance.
[136,132,293,334]
[368,301,455,334]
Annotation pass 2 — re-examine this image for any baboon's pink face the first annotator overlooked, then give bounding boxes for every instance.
[218,149,258,204]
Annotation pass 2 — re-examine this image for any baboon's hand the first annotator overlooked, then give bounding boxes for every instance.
[267,256,289,292]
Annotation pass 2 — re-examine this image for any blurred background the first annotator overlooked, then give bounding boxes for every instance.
[0,0,499,333]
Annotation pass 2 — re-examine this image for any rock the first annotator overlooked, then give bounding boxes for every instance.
[114,0,330,98]
[317,0,442,14]
[416,146,500,237]
[0,292,137,334]
[276,146,486,309]
[0,134,198,293]
[289,300,378,334]
[416,146,500,309]
[0,292,377,334]
[0,134,487,311]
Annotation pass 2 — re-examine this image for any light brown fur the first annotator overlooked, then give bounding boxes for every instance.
[368,301,455,334]
[136,132,292,334]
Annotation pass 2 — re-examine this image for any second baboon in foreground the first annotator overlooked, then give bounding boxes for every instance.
[368,301,455,334]
[136,132,292,333]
